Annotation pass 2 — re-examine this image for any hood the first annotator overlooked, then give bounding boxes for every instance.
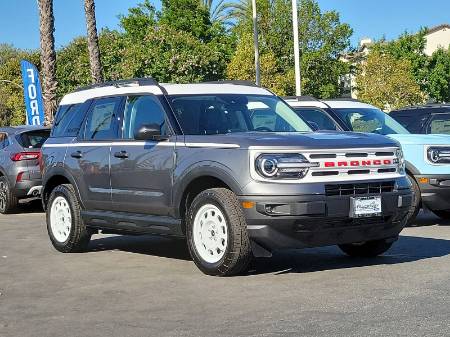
[185,131,399,149]
[387,133,450,146]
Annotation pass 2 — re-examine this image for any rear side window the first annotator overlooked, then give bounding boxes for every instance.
[17,130,50,149]
[52,104,86,137]
[294,108,338,130]
[0,132,9,150]
[83,97,122,140]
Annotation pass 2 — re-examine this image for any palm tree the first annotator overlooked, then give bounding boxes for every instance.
[84,0,103,83]
[201,0,235,23]
[37,0,57,123]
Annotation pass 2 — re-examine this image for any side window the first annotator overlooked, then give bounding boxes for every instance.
[52,104,85,137]
[122,95,167,139]
[294,108,338,130]
[84,97,122,140]
[428,113,450,134]
[0,132,8,150]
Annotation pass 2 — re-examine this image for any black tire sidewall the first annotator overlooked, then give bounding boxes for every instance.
[186,189,250,276]
[0,176,16,214]
[187,193,232,274]
[407,174,421,224]
[46,185,86,252]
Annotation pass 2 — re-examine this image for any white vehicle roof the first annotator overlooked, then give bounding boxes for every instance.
[284,97,378,110]
[59,80,273,105]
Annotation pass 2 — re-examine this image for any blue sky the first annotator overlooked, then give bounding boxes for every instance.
[0,0,449,50]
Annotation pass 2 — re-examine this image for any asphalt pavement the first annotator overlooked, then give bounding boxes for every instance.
[1,203,449,337]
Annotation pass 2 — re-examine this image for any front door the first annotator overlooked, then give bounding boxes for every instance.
[109,94,175,216]
[67,96,123,211]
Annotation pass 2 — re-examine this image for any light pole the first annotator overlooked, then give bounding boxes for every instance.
[251,0,261,86]
[292,0,301,96]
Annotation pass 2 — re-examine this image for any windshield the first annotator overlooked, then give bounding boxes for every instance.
[169,94,312,135]
[333,108,410,135]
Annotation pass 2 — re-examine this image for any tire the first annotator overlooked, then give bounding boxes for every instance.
[432,209,450,219]
[406,174,420,225]
[0,176,18,214]
[186,188,252,276]
[46,184,91,253]
[338,239,393,258]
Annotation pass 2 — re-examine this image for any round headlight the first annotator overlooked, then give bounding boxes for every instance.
[261,158,278,176]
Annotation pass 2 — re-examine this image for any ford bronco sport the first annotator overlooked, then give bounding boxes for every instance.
[41,79,412,276]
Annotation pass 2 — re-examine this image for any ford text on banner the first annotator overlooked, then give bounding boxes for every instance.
[20,60,45,125]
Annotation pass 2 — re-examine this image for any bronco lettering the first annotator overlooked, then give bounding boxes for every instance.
[324,159,392,167]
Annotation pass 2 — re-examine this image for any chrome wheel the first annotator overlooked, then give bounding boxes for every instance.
[50,196,72,243]
[192,204,228,264]
[0,180,7,212]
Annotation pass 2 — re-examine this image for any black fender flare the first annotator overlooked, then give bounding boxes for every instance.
[172,161,242,218]
[42,166,85,209]
[405,160,420,176]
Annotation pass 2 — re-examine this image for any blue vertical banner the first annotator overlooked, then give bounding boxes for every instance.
[20,60,45,125]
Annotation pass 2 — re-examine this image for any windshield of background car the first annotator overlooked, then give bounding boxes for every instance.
[333,108,410,135]
[169,94,312,135]
[428,113,450,134]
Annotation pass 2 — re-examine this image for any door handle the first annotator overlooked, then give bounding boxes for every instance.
[114,151,129,159]
[70,151,82,159]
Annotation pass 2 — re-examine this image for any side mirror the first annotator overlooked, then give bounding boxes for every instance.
[308,121,320,131]
[134,124,165,141]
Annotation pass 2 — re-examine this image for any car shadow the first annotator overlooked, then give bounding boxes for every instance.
[87,234,450,275]
[13,199,44,214]
[412,209,450,227]
[89,235,191,261]
[248,234,450,275]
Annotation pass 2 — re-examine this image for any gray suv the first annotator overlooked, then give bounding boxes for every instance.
[0,126,50,213]
[41,79,412,276]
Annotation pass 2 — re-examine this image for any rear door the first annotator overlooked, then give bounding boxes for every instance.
[68,96,123,211]
[109,94,176,216]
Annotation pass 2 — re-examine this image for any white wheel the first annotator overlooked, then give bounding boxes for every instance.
[49,196,72,243]
[192,204,228,264]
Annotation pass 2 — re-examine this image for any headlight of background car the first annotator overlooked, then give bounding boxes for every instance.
[427,146,450,164]
[255,153,318,179]
[395,148,405,174]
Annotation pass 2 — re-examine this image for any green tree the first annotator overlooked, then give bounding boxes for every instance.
[372,29,429,92]
[227,0,352,97]
[0,45,40,126]
[356,52,424,110]
[427,48,450,103]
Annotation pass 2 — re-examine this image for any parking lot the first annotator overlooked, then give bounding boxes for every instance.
[0,205,449,337]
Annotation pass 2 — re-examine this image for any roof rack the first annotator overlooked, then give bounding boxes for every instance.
[202,80,259,87]
[399,103,450,110]
[282,95,320,102]
[324,97,361,102]
[74,77,159,92]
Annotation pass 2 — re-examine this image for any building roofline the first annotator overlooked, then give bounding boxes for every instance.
[425,24,450,35]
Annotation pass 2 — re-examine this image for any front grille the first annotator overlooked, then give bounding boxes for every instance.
[325,181,395,196]
[295,216,391,232]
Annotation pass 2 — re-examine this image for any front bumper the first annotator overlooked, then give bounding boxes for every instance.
[239,189,412,251]
[415,174,450,211]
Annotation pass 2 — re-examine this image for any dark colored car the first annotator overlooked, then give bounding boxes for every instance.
[0,126,50,213]
[41,79,412,276]
[390,104,450,134]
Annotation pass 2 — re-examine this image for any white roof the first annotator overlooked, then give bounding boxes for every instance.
[59,82,273,105]
[284,99,329,109]
[161,83,272,96]
[322,100,376,109]
[285,98,377,110]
